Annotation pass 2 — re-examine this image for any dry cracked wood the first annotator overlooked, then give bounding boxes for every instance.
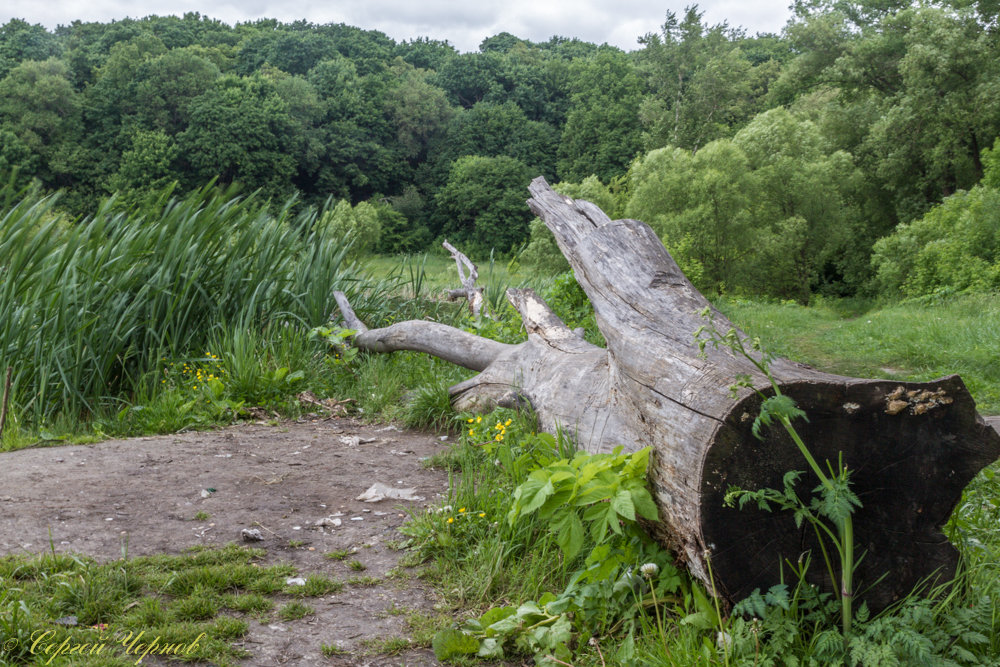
[333,177,1000,611]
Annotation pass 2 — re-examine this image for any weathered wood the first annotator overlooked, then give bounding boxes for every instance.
[333,290,513,371]
[443,240,486,317]
[333,178,1000,612]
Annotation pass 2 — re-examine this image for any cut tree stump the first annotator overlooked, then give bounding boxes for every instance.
[333,177,1000,611]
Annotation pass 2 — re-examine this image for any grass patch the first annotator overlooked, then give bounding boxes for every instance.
[348,576,381,587]
[276,601,314,621]
[321,642,348,656]
[358,635,412,656]
[284,575,342,597]
[0,543,349,665]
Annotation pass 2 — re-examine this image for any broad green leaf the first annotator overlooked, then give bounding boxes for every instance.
[622,447,651,479]
[477,637,503,659]
[680,611,714,630]
[575,483,616,505]
[691,583,719,625]
[480,606,516,628]
[555,510,584,560]
[521,478,555,515]
[431,629,479,660]
[630,486,659,520]
[611,488,636,521]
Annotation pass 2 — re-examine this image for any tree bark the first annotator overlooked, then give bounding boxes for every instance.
[334,177,1000,612]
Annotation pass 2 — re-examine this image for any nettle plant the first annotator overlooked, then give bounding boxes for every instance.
[308,325,359,373]
[695,308,861,641]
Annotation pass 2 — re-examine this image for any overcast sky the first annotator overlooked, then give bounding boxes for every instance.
[2,1,794,52]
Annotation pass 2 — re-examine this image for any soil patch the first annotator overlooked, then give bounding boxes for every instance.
[0,419,456,665]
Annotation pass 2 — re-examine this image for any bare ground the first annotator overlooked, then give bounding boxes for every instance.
[0,418,458,666]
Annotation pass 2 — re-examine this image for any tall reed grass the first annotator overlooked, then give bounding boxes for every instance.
[0,179,372,426]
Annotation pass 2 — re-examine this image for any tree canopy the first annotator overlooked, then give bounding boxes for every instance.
[2,4,1000,298]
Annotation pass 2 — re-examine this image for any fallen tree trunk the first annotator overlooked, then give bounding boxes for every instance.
[334,177,1000,611]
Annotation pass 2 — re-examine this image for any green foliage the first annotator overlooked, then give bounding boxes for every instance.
[626,140,753,293]
[725,572,998,666]
[2,7,999,296]
[0,180,363,427]
[401,381,456,432]
[557,49,646,183]
[545,271,603,341]
[386,62,455,159]
[435,154,533,254]
[178,73,299,199]
[106,129,179,207]
[425,410,688,665]
[0,57,82,187]
[871,152,1000,297]
[626,108,868,299]
[637,7,783,151]
[377,190,431,253]
[507,445,658,561]
[429,101,559,182]
[316,199,383,256]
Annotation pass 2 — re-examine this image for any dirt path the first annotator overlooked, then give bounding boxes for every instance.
[0,419,455,666]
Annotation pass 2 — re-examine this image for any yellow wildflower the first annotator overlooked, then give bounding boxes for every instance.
[459,507,466,513]
[447,517,454,524]
[478,512,485,518]
[476,416,482,423]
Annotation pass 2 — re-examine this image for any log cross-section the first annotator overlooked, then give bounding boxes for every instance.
[333,177,1000,611]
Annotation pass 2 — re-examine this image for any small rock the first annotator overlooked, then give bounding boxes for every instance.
[315,516,342,527]
[285,577,306,586]
[241,528,264,542]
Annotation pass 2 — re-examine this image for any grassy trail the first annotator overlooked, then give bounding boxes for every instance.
[718,294,1000,415]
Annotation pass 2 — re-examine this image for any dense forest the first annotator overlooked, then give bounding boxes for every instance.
[2,0,1000,300]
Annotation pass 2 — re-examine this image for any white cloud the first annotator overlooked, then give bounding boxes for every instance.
[1,0,793,52]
